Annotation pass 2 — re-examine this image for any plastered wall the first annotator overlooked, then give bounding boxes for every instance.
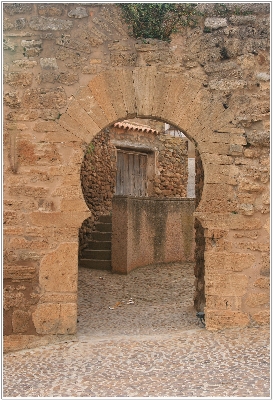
[3,3,270,351]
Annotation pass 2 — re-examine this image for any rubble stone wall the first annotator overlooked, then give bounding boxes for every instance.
[3,3,270,351]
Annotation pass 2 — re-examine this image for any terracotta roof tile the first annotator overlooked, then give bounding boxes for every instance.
[114,120,159,134]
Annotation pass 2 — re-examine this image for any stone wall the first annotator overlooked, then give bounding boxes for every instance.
[79,125,189,256]
[3,3,270,351]
[112,197,195,274]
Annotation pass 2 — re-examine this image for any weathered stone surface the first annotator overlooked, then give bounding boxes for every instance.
[40,293,77,303]
[245,131,270,147]
[253,277,270,289]
[39,243,78,293]
[38,4,63,17]
[30,211,89,228]
[245,293,269,308]
[68,7,88,19]
[206,273,248,296]
[29,17,73,31]
[12,59,37,68]
[4,72,32,87]
[206,310,249,330]
[32,303,60,334]
[4,3,32,15]
[205,18,227,30]
[2,3,270,347]
[205,252,255,273]
[58,303,77,334]
[12,310,30,333]
[4,266,36,280]
[40,58,58,70]
[21,87,66,109]
[251,310,270,325]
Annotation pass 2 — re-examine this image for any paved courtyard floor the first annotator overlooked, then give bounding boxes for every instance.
[3,263,270,398]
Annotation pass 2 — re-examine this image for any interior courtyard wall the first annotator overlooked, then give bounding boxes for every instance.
[3,3,270,351]
[79,124,189,257]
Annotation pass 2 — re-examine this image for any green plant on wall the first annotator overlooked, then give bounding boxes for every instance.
[86,142,95,155]
[119,3,200,41]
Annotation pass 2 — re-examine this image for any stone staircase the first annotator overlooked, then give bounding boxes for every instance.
[79,215,112,270]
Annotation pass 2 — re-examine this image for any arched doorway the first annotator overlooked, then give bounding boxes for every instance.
[33,66,248,337]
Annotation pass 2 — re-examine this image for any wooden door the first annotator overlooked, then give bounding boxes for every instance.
[116,150,147,196]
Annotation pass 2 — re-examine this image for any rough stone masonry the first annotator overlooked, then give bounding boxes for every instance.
[3,3,270,352]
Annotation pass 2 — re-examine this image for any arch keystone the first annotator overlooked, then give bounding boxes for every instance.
[133,66,157,117]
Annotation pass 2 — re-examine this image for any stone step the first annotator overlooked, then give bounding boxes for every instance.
[91,232,112,241]
[99,215,112,224]
[95,223,112,233]
[87,240,111,250]
[82,249,111,260]
[79,259,112,270]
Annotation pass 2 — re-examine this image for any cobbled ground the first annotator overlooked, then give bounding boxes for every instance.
[3,263,270,398]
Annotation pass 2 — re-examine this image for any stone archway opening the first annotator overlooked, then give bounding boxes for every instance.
[77,116,206,336]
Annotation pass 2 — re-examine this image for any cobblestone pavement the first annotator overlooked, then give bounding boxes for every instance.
[3,263,270,398]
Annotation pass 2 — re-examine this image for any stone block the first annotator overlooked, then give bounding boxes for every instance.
[209,79,247,91]
[29,16,73,31]
[253,277,270,289]
[13,60,37,70]
[88,74,117,123]
[235,241,269,252]
[66,100,100,139]
[21,87,67,109]
[40,58,58,69]
[9,185,49,198]
[4,91,21,108]
[3,226,24,236]
[9,238,49,251]
[251,310,270,325]
[30,211,90,228]
[60,199,89,212]
[151,71,172,118]
[52,183,82,198]
[205,252,255,273]
[205,310,249,330]
[38,4,63,17]
[40,293,77,303]
[170,81,206,129]
[204,18,227,30]
[206,273,248,296]
[245,293,269,308]
[201,153,233,165]
[3,210,24,225]
[75,86,109,129]
[4,72,33,87]
[206,295,242,311]
[116,68,137,117]
[260,253,270,276]
[4,266,37,280]
[32,303,60,334]
[39,242,78,293]
[58,303,77,334]
[4,3,32,15]
[12,310,30,333]
[197,141,230,155]
[68,7,88,19]
[58,113,93,143]
[197,183,236,213]
[133,67,158,118]
[103,70,128,120]
[7,110,40,121]
[195,213,263,231]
